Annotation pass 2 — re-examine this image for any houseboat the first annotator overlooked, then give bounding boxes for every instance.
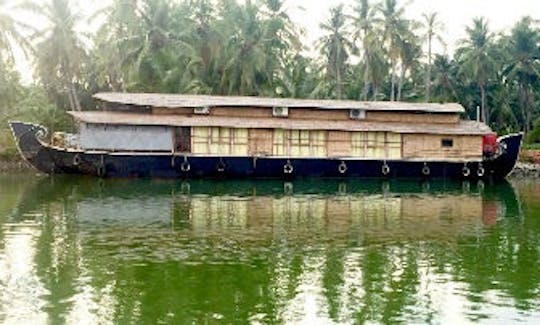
[9,92,523,179]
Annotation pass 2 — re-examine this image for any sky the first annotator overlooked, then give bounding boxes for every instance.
[9,0,540,83]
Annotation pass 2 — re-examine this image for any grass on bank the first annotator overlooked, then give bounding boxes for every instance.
[1,86,73,162]
[0,129,19,161]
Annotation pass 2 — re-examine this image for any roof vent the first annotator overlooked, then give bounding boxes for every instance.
[349,109,366,120]
[273,106,289,117]
[194,106,211,115]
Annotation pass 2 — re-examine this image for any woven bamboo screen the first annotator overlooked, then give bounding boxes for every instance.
[273,129,327,157]
[248,129,273,155]
[351,132,402,159]
[192,127,248,155]
[403,134,482,159]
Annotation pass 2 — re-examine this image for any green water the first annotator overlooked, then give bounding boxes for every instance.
[0,175,539,324]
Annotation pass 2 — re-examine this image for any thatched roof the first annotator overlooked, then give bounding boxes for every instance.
[93,92,465,113]
[68,111,491,135]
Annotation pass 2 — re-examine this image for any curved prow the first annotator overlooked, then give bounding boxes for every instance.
[8,121,55,173]
[488,133,524,179]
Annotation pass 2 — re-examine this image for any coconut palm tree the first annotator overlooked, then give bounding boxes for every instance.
[421,12,445,102]
[397,29,422,101]
[350,0,376,100]
[456,18,497,123]
[318,4,354,100]
[89,0,141,91]
[431,54,456,103]
[274,54,322,98]
[503,17,540,133]
[378,0,408,101]
[0,0,33,64]
[27,0,87,111]
[217,0,271,95]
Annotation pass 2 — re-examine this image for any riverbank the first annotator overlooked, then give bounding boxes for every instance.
[509,162,540,179]
[0,158,29,173]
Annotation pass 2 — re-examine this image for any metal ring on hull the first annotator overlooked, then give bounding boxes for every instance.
[72,154,81,166]
[283,160,294,174]
[462,164,470,177]
[422,163,430,176]
[96,154,106,177]
[477,163,485,177]
[338,161,347,174]
[217,159,226,172]
[96,164,106,177]
[382,162,390,176]
[181,161,190,172]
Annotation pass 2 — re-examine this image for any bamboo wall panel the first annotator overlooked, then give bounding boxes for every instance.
[273,129,286,156]
[289,108,350,121]
[272,129,327,157]
[211,107,273,118]
[192,127,209,154]
[402,134,482,159]
[192,126,249,155]
[152,107,192,115]
[232,128,249,155]
[351,132,402,159]
[387,133,402,158]
[366,112,459,124]
[249,129,273,155]
[327,131,352,157]
[152,106,460,125]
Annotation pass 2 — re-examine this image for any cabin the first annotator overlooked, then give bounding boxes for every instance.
[66,93,493,162]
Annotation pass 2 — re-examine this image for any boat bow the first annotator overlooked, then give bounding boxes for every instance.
[484,133,524,179]
[8,121,56,173]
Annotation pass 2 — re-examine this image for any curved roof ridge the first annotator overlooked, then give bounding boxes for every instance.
[93,92,465,113]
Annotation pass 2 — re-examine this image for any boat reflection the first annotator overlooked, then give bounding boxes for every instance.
[0,177,532,324]
[9,178,521,243]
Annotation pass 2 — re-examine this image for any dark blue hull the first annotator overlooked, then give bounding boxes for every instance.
[9,121,523,180]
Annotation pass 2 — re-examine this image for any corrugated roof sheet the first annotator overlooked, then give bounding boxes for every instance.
[68,111,491,135]
[93,92,465,113]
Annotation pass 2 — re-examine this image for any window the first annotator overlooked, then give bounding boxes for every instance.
[273,129,327,157]
[192,127,248,155]
[174,127,191,152]
[352,132,402,159]
[441,139,454,148]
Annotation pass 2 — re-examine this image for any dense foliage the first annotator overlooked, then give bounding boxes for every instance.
[1,0,540,144]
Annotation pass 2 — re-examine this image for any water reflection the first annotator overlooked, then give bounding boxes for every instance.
[1,176,538,324]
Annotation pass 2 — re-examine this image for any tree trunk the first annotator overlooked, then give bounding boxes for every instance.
[425,36,432,102]
[525,85,531,133]
[480,84,487,123]
[336,62,342,100]
[362,47,370,101]
[70,82,81,111]
[398,66,405,101]
[336,45,343,100]
[67,87,75,111]
[390,58,396,101]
